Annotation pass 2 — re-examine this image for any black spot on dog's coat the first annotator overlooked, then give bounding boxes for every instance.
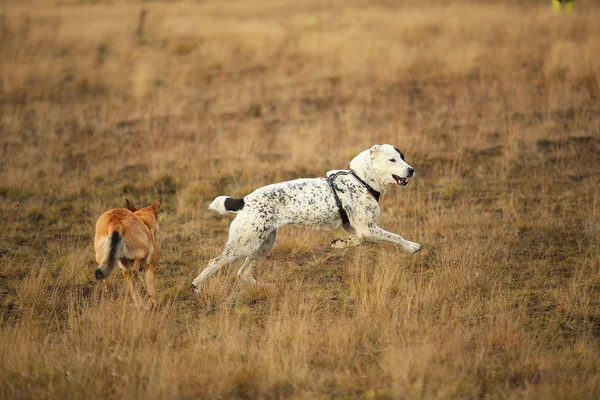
[224,197,245,212]
[394,147,405,161]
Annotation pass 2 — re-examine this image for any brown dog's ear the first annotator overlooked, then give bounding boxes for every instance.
[125,198,137,212]
[151,196,162,214]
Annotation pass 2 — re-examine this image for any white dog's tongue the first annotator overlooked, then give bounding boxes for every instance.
[397,177,409,186]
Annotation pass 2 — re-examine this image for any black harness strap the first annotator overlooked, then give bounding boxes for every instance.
[326,169,381,228]
[327,171,351,228]
[350,170,381,202]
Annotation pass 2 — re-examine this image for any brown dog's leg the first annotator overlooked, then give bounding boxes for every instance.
[122,260,144,308]
[144,262,156,309]
[135,261,146,289]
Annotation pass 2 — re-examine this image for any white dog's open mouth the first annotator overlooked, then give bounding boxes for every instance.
[392,174,409,186]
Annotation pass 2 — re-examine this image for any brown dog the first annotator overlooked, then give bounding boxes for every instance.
[94,197,161,308]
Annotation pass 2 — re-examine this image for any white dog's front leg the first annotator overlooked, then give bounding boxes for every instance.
[357,226,421,253]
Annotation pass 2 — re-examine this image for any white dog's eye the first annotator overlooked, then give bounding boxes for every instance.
[389,159,396,162]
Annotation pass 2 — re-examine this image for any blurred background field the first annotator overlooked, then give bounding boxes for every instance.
[1,0,599,398]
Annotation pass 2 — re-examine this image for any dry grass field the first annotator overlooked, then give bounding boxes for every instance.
[1,0,599,398]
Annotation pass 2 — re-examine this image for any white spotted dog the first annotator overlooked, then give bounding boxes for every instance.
[192,144,421,290]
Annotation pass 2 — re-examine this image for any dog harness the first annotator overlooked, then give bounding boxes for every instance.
[326,169,381,228]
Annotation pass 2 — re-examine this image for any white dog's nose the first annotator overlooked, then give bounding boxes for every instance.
[407,168,415,178]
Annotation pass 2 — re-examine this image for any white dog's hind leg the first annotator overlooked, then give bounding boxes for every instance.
[256,230,277,257]
[357,225,421,253]
[192,256,231,289]
[236,229,277,286]
[237,258,257,286]
[193,218,276,290]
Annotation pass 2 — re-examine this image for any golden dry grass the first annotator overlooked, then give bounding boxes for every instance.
[1,0,599,398]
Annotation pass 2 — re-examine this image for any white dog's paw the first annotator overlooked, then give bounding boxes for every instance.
[330,238,360,249]
[191,280,200,294]
[404,241,421,254]
[330,238,347,249]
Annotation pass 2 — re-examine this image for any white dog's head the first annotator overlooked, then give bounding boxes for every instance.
[349,144,415,192]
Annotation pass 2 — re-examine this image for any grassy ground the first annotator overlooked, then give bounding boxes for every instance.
[1,0,599,398]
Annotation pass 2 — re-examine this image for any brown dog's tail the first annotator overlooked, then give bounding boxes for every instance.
[95,228,122,280]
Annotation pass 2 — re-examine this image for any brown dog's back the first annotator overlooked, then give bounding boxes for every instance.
[94,208,154,279]
[93,198,161,308]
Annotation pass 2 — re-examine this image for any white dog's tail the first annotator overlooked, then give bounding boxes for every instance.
[208,196,245,214]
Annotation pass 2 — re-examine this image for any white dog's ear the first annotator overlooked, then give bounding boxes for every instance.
[370,144,381,158]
